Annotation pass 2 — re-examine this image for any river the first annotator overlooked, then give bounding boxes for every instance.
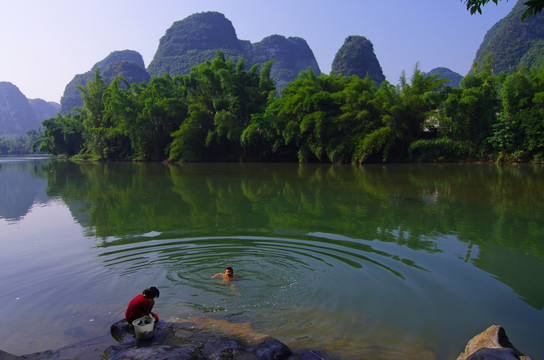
[0,156,542,359]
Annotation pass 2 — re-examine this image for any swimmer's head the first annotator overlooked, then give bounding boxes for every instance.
[225,267,233,277]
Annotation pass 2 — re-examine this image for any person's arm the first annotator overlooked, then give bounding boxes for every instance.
[147,299,158,323]
[144,299,154,313]
[211,273,223,278]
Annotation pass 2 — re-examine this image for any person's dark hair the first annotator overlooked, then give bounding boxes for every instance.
[143,286,160,299]
[226,267,233,272]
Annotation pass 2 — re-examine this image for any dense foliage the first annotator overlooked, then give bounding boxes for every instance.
[37,51,544,164]
[473,1,544,75]
[0,129,44,155]
[59,50,150,115]
[465,0,544,19]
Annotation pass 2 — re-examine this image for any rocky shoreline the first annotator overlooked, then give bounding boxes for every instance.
[0,319,532,360]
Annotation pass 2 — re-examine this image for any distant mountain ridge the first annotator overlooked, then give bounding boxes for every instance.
[0,82,58,138]
[147,11,244,76]
[249,34,321,90]
[58,12,322,115]
[147,12,321,91]
[5,5,541,137]
[473,0,544,73]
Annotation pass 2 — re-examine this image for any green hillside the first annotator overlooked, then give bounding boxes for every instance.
[473,0,544,73]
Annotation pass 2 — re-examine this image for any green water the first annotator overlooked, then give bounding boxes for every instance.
[0,157,543,359]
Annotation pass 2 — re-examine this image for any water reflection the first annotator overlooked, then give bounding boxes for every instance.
[0,156,51,220]
[2,160,544,307]
[1,159,544,359]
[41,163,542,242]
[14,161,544,311]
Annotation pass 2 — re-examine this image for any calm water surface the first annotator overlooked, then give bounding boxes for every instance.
[0,156,543,359]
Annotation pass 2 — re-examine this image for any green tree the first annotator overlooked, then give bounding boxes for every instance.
[39,114,84,156]
[270,70,345,162]
[170,52,238,161]
[169,51,274,162]
[464,0,544,19]
[169,103,212,162]
[489,66,544,161]
[241,93,295,161]
[354,66,445,163]
[134,74,187,160]
[352,80,401,163]
[332,75,383,163]
[100,77,139,160]
[77,68,109,158]
[0,130,45,155]
[438,65,500,158]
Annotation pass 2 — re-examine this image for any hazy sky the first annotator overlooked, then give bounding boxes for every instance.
[0,0,517,103]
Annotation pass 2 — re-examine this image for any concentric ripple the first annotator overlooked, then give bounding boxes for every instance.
[93,231,439,356]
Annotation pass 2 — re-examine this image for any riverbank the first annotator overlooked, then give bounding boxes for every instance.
[0,320,532,360]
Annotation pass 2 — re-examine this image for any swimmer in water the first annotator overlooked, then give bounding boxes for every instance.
[211,267,235,280]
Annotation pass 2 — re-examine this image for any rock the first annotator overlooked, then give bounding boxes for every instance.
[288,350,328,360]
[0,335,117,360]
[195,337,292,360]
[467,347,521,360]
[103,344,200,360]
[110,319,135,343]
[0,321,531,360]
[104,318,312,360]
[200,338,255,359]
[0,349,20,360]
[248,338,292,360]
[457,325,531,360]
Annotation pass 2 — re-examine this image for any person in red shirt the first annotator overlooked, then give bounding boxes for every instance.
[125,286,160,325]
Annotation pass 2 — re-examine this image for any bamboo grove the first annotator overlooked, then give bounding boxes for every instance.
[38,51,544,163]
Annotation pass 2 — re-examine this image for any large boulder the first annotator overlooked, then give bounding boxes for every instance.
[0,317,326,360]
[106,317,323,360]
[457,325,531,360]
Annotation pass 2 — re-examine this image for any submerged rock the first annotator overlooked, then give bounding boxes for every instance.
[457,325,531,360]
[104,344,200,360]
[0,322,530,360]
[106,317,322,360]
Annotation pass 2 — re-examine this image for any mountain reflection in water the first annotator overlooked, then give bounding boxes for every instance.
[0,158,543,359]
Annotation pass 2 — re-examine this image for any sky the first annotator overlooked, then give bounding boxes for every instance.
[0,0,518,103]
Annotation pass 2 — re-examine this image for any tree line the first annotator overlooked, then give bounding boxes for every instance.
[0,129,43,155]
[37,51,544,164]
